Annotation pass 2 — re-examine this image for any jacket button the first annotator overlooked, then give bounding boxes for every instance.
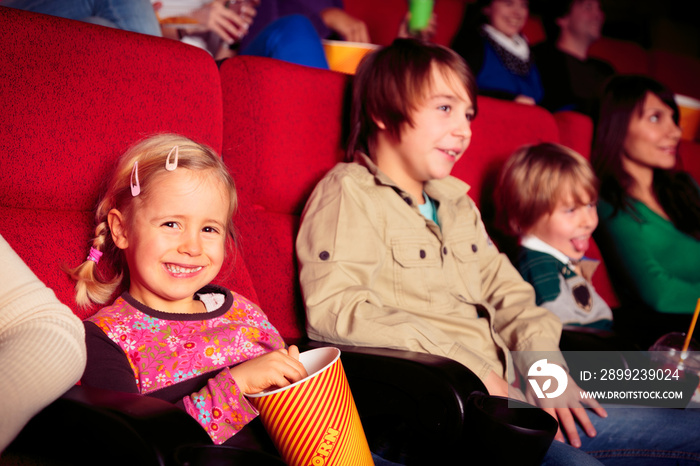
[443,246,448,255]
[471,244,478,253]
[319,251,330,261]
[419,249,426,259]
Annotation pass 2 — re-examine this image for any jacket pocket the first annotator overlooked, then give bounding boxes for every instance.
[390,236,446,308]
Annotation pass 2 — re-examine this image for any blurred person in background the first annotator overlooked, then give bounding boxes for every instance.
[533,0,614,117]
[2,0,162,35]
[451,0,543,105]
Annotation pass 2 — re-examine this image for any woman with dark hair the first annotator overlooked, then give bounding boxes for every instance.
[591,74,700,347]
[450,0,543,105]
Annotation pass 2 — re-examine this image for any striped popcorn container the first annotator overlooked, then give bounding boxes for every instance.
[247,347,374,465]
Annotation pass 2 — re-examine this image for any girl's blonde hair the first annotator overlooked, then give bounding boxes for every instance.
[495,142,598,235]
[65,134,237,308]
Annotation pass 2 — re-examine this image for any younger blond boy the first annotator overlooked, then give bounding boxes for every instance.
[496,142,613,329]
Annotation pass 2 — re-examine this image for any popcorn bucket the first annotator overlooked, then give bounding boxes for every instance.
[675,94,700,141]
[246,347,374,466]
[322,39,378,74]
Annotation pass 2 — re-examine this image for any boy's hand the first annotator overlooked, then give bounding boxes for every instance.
[527,374,608,447]
[228,345,308,394]
[483,370,512,397]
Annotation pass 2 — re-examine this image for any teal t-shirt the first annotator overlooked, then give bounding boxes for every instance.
[418,192,439,226]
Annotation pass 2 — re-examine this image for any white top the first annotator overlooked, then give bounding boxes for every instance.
[0,235,87,451]
[482,24,530,61]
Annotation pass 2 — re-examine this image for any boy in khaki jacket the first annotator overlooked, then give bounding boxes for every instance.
[297,36,596,443]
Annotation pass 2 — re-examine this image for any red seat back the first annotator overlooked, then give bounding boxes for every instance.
[679,140,700,182]
[553,111,594,159]
[220,56,349,339]
[588,36,650,75]
[649,49,700,101]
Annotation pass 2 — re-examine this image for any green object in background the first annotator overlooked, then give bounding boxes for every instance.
[408,0,434,32]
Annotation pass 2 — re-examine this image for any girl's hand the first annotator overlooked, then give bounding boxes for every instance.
[190,0,257,44]
[228,345,308,394]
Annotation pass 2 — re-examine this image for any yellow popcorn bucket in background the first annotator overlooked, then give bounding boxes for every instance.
[675,94,700,142]
[246,347,374,466]
[322,40,378,75]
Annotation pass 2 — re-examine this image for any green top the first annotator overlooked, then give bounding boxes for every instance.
[595,198,700,314]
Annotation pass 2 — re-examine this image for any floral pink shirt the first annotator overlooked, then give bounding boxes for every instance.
[86,286,285,444]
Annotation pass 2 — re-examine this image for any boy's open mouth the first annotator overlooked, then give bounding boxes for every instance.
[571,236,590,253]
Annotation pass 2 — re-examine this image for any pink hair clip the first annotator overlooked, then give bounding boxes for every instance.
[86,247,103,264]
[130,161,141,197]
[165,145,179,171]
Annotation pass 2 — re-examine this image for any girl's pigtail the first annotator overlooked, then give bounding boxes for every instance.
[64,220,122,308]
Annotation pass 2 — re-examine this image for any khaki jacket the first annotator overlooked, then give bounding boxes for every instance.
[297,153,564,384]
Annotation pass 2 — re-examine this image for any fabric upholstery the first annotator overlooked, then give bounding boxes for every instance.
[679,140,700,182]
[220,56,349,339]
[649,49,700,101]
[553,111,594,159]
[522,14,546,45]
[588,37,650,75]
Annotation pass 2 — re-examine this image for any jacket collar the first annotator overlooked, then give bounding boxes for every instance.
[353,151,470,204]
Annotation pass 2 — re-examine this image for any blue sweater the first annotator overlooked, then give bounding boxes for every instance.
[477,39,544,103]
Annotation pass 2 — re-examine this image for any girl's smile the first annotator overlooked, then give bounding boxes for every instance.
[164,263,205,276]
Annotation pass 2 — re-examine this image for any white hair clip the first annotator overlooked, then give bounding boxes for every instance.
[130,161,141,197]
[165,145,179,171]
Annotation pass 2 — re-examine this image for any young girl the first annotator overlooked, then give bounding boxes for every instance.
[68,134,307,446]
[496,142,613,330]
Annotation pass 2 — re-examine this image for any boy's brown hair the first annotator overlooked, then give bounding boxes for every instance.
[346,38,477,161]
[496,142,599,235]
